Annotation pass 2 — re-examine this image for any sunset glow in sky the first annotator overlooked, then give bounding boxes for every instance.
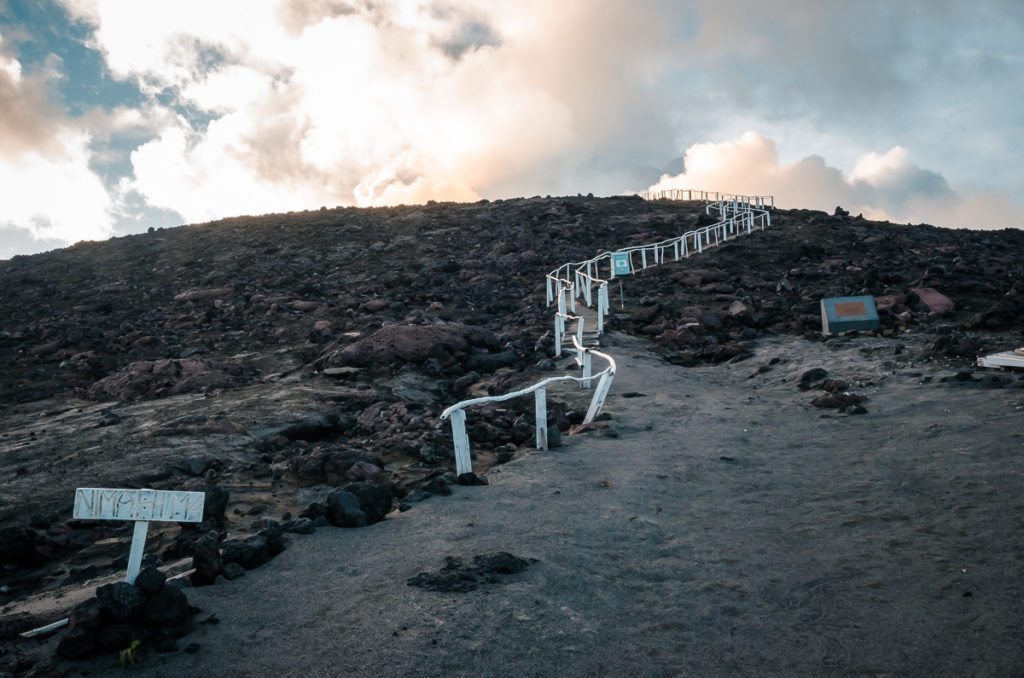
[1,0,1022,258]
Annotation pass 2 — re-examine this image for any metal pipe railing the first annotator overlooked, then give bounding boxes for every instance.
[440,191,772,476]
[440,336,616,475]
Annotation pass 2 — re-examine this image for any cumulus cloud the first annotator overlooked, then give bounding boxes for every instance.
[644,132,1022,230]
[55,0,682,221]
[2,0,1021,258]
[0,36,114,251]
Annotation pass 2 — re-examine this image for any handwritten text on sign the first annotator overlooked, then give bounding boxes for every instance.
[73,488,205,523]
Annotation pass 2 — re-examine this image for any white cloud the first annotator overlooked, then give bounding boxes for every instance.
[0,128,114,245]
[644,132,1023,230]
[0,36,114,252]
[55,0,672,219]
[2,0,1015,258]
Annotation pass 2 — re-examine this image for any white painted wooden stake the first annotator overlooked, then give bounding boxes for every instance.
[450,408,472,475]
[546,276,553,306]
[126,520,149,584]
[554,315,562,357]
[582,350,592,388]
[535,387,547,450]
[73,487,205,584]
[597,285,605,333]
[641,248,647,269]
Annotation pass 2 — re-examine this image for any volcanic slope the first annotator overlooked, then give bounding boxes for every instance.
[1,196,1022,630]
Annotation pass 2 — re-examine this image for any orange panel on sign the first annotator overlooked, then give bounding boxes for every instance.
[835,301,867,317]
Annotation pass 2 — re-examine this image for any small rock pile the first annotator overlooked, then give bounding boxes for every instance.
[56,566,198,660]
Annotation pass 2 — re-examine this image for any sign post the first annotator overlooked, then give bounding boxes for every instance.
[73,488,206,584]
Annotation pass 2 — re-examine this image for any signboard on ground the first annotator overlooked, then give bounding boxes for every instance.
[820,295,879,335]
[74,487,205,584]
[74,488,205,522]
[611,252,631,276]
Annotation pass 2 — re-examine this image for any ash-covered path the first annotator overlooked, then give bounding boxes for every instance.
[72,332,1024,677]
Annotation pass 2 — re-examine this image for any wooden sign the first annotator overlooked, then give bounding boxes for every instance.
[74,487,205,584]
[74,488,205,523]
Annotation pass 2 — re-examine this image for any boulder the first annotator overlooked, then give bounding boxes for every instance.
[221,535,270,570]
[96,582,146,622]
[87,358,232,401]
[911,287,955,314]
[317,323,498,368]
[57,627,97,658]
[190,531,224,586]
[133,566,166,595]
[143,587,192,626]
[341,482,395,524]
[326,490,367,527]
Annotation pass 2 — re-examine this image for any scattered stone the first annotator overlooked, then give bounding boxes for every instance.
[810,393,866,409]
[87,358,233,401]
[222,534,269,570]
[407,552,537,592]
[95,582,146,622]
[456,472,489,486]
[326,490,367,528]
[222,562,246,580]
[798,368,828,391]
[421,476,452,496]
[912,287,955,314]
[133,566,166,595]
[190,530,225,586]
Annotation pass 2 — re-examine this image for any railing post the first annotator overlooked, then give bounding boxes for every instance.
[535,387,547,450]
[641,248,647,269]
[584,371,614,423]
[450,409,472,475]
[582,350,592,388]
[597,284,605,333]
[554,315,562,357]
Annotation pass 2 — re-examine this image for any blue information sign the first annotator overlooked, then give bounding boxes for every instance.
[611,252,631,275]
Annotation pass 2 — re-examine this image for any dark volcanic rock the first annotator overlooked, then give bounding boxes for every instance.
[96,582,146,622]
[317,323,498,369]
[326,490,367,527]
[407,552,537,592]
[143,587,193,626]
[133,566,166,595]
[56,626,97,658]
[341,482,395,524]
[221,534,270,570]
[190,531,225,586]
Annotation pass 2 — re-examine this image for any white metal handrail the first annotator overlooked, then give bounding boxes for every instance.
[546,196,772,336]
[439,191,772,477]
[640,189,775,209]
[441,336,616,475]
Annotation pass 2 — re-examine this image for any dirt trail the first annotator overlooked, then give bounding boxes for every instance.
[63,330,1024,677]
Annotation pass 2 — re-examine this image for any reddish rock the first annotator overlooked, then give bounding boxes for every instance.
[173,287,234,302]
[912,287,955,314]
[318,323,498,368]
[87,358,232,401]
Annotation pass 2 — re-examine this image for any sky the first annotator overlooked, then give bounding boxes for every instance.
[1,0,1022,259]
